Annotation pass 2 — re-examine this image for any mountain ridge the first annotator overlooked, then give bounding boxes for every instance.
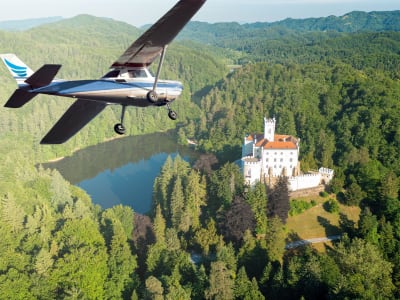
[1,10,399,33]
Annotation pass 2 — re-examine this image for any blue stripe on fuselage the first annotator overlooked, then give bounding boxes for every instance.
[34,79,183,95]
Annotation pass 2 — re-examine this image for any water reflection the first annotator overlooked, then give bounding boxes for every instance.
[43,132,198,213]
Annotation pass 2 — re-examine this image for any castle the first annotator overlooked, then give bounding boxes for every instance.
[241,117,333,191]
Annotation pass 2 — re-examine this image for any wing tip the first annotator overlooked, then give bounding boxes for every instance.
[40,137,66,145]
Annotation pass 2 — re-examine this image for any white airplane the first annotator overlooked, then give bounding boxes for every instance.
[1,0,206,144]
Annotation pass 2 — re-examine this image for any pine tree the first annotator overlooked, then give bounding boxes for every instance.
[153,155,174,216]
[153,204,166,244]
[235,267,264,300]
[184,170,206,231]
[170,176,185,230]
[206,261,234,300]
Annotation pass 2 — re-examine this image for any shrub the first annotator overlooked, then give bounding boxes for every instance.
[324,198,340,214]
[319,191,329,198]
[289,199,317,216]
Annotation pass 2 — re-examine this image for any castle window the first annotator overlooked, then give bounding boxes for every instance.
[281,152,283,155]
[266,158,269,162]
[290,158,293,162]
[274,158,277,162]
[280,158,283,162]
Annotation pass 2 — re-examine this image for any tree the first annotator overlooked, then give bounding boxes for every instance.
[194,218,219,256]
[234,267,265,300]
[208,163,244,215]
[238,230,269,280]
[102,214,137,299]
[51,217,109,299]
[153,204,166,244]
[145,276,164,300]
[205,261,234,300]
[183,170,206,231]
[246,182,268,234]
[170,176,185,230]
[265,216,286,263]
[332,236,395,299]
[343,182,365,206]
[219,196,256,247]
[267,176,290,223]
[358,207,379,245]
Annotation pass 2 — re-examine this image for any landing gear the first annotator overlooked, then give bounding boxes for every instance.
[167,104,177,120]
[147,90,158,103]
[114,105,127,135]
[147,45,167,105]
[168,109,177,120]
[114,123,126,135]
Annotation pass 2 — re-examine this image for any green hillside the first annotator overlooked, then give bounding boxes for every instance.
[0,13,399,299]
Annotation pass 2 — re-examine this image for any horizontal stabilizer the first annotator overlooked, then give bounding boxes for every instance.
[41,99,107,144]
[4,89,37,108]
[25,64,62,88]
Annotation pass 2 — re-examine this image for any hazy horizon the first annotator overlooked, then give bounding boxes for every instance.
[0,0,398,27]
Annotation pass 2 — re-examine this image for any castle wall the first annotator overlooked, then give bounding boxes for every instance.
[287,173,322,191]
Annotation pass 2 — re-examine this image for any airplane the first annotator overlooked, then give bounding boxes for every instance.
[1,0,206,144]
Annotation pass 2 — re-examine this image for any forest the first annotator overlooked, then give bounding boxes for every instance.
[0,11,400,299]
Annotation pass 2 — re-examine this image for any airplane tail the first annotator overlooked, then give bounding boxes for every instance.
[1,54,62,108]
[0,53,34,86]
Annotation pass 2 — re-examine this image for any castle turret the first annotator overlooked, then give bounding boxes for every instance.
[264,117,276,141]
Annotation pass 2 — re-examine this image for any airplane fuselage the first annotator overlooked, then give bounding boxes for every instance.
[28,78,183,107]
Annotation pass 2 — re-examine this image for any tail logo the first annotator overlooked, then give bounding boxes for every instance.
[4,58,27,77]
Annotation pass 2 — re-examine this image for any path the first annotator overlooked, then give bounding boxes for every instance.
[285,235,341,250]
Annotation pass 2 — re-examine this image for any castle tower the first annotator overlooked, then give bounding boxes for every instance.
[264,117,276,141]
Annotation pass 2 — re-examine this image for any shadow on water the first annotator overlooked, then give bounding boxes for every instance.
[42,131,199,213]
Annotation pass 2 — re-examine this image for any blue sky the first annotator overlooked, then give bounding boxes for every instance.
[1,0,399,26]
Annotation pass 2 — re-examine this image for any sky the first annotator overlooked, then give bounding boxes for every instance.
[0,0,399,26]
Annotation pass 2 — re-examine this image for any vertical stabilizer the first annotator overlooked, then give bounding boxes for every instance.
[0,53,34,86]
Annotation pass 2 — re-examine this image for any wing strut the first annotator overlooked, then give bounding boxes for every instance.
[147,45,167,103]
[153,45,167,92]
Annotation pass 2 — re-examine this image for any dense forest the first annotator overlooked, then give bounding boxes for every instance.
[0,11,400,299]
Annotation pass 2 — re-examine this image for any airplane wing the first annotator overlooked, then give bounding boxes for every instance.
[111,0,206,68]
[40,99,107,144]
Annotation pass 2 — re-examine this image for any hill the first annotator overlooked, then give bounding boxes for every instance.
[0,16,62,31]
[178,10,400,45]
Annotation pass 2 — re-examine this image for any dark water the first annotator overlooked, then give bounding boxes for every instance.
[42,132,198,213]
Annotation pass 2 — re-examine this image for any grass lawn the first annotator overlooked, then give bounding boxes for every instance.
[286,195,360,248]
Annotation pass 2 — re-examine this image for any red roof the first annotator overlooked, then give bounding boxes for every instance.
[246,133,298,150]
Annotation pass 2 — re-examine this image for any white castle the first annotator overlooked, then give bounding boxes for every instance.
[241,117,333,191]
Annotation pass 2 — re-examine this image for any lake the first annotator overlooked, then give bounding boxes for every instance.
[42,132,199,213]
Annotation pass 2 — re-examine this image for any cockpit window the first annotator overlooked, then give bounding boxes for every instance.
[102,70,120,78]
[128,69,148,78]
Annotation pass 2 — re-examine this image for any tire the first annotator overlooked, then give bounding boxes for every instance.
[147,90,158,103]
[114,123,126,135]
[168,110,177,120]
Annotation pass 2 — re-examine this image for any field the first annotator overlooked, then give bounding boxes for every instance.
[286,195,360,251]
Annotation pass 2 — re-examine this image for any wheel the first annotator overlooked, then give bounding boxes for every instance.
[147,90,158,103]
[168,110,177,120]
[114,123,126,135]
